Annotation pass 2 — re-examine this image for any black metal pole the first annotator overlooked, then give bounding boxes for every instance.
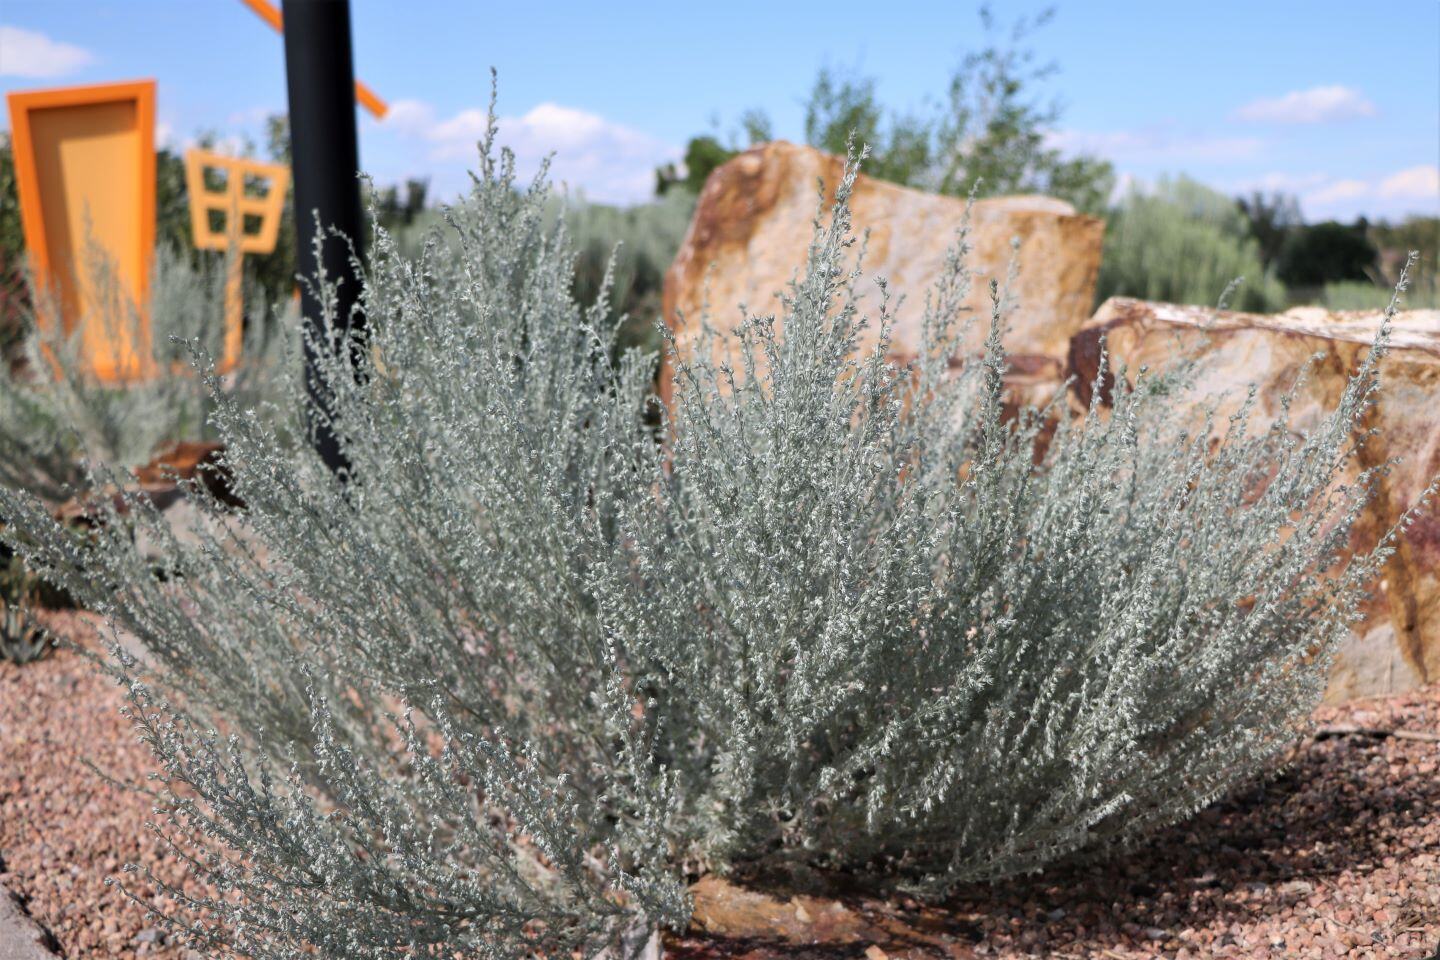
[281,0,365,478]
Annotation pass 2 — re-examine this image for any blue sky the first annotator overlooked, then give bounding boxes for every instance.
[2,0,1437,220]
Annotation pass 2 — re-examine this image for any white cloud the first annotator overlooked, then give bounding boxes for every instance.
[1046,127,1263,163]
[426,108,490,155]
[1217,166,1438,220]
[383,99,437,136]
[378,99,680,205]
[1292,165,1439,219]
[1305,179,1369,205]
[227,105,279,128]
[1227,171,1331,195]
[0,25,94,78]
[1233,85,1376,124]
[1377,165,1440,199]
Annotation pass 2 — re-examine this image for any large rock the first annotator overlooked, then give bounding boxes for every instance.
[1071,297,1440,703]
[660,141,1105,403]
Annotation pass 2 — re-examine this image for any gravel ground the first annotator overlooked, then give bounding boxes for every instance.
[3,616,1438,959]
[1,614,196,960]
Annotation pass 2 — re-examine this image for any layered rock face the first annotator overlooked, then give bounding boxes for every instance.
[660,141,1105,404]
[1073,298,1440,703]
[660,142,1438,703]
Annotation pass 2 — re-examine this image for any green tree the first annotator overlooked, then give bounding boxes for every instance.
[1275,220,1378,290]
[155,146,194,252]
[0,134,22,264]
[249,114,298,308]
[1367,215,1438,300]
[1097,176,1286,313]
[373,178,430,233]
[737,108,773,146]
[677,6,1114,213]
[802,66,935,186]
[803,67,886,158]
[1236,191,1302,270]
[656,135,740,196]
[929,6,1113,211]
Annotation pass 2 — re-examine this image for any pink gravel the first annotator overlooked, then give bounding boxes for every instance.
[3,615,1439,958]
[933,683,1440,958]
[1,614,197,959]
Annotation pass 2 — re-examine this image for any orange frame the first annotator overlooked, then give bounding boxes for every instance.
[184,148,290,371]
[7,80,157,382]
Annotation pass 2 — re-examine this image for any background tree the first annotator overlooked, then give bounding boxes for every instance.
[655,136,738,196]
[667,7,1115,214]
[0,135,27,354]
[929,6,1113,212]
[1275,220,1379,291]
[737,107,773,146]
[1097,176,1286,313]
[1368,215,1438,300]
[656,108,775,196]
[1236,191,1303,270]
[373,178,431,232]
[802,65,936,186]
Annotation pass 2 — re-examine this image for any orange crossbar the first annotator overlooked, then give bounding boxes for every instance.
[238,0,389,119]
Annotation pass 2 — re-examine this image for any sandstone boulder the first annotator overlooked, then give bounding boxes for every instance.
[1071,297,1440,703]
[660,141,1105,403]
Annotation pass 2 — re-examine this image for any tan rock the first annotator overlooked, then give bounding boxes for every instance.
[687,876,977,958]
[1071,297,1440,702]
[660,141,1105,404]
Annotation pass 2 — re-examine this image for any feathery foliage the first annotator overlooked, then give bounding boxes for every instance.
[393,190,693,361]
[0,244,296,505]
[0,101,1414,958]
[0,606,48,664]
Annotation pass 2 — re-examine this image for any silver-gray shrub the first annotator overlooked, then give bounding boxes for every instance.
[0,112,1417,956]
[0,243,296,505]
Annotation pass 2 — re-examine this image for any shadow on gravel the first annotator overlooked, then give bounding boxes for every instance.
[937,731,1439,954]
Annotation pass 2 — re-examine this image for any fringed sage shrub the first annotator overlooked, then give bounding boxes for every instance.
[0,243,296,505]
[0,100,1416,958]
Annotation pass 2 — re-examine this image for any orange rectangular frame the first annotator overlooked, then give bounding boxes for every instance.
[6,79,157,382]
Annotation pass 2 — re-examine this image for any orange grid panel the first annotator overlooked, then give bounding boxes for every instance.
[184,149,290,255]
[184,149,290,372]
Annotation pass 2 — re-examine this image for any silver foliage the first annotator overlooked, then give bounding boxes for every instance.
[0,242,296,505]
[0,102,1421,957]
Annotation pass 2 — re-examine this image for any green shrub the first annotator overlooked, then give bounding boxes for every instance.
[0,243,296,506]
[0,114,1414,958]
[561,191,694,355]
[395,189,693,360]
[0,554,50,665]
[1097,176,1287,312]
[1319,278,1439,312]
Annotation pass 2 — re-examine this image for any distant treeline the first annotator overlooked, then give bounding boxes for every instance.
[655,7,1435,314]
